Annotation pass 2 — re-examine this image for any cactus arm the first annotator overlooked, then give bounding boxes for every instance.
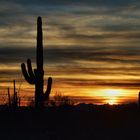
[21,63,35,84]
[44,77,52,100]
[34,69,38,78]
[27,59,36,80]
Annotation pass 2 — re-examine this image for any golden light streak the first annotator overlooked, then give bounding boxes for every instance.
[104,89,123,97]
[86,88,138,105]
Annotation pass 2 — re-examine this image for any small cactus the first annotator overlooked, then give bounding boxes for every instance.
[7,80,20,108]
[7,87,11,107]
[138,92,140,109]
[21,17,52,108]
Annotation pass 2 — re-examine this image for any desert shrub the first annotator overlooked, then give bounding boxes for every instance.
[50,92,74,107]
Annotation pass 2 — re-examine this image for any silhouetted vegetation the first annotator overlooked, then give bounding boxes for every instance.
[50,93,74,107]
[137,92,140,110]
[7,80,20,108]
[21,17,52,109]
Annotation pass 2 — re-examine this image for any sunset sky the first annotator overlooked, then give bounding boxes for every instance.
[0,0,140,104]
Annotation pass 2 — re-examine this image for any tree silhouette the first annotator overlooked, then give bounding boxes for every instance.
[21,17,52,109]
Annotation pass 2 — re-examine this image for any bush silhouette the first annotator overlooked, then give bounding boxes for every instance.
[50,93,74,107]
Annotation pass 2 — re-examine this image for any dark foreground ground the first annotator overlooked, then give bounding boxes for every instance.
[0,104,140,140]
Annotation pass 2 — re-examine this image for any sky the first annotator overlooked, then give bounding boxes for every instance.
[0,0,140,105]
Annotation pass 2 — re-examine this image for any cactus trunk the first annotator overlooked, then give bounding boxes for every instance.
[35,17,44,108]
[8,88,11,107]
[138,92,140,110]
[21,17,52,109]
[13,80,17,108]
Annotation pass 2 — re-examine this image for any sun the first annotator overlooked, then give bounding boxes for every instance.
[104,89,123,105]
[107,99,117,105]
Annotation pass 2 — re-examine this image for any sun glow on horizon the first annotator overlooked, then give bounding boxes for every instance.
[104,89,124,105]
[88,88,126,105]
[107,98,118,105]
[105,89,123,97]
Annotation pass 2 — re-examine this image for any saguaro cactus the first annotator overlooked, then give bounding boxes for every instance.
[7,87,11,107]
[21,17,52,108]
[12,80,20,108]
[7,80,20,108]
[138,92,140,110]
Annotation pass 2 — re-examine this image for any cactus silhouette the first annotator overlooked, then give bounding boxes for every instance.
[21,17,52,108]
[7,80,20,108]
[12,80,20,108]
[7,87,11,107]
[138,92,140,110]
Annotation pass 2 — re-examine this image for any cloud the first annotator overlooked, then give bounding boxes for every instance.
[0,0,140,101]
[0,45,140,64]
[55,77,140,90]
[0,0,138,6]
